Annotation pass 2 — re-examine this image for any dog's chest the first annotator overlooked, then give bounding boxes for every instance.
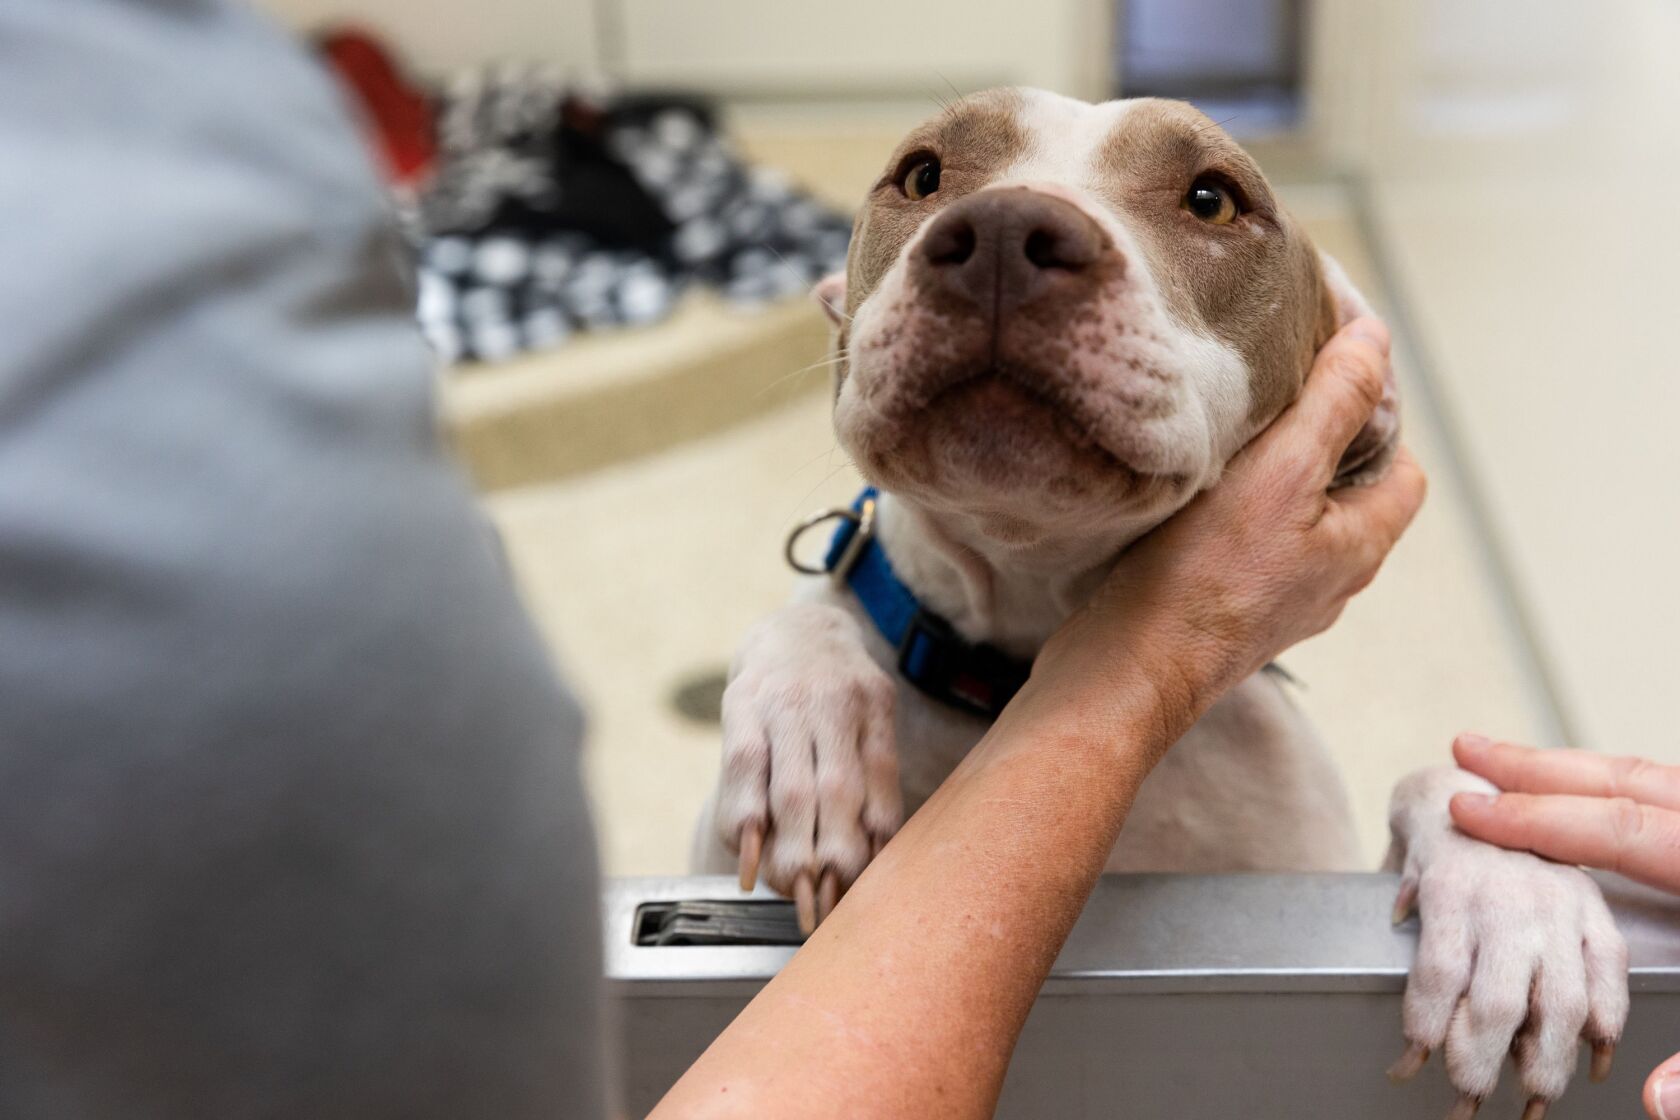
[816,580,1362,872]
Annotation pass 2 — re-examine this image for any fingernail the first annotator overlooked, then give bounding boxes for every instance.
[1348,317,1391,353]
[1657,1073,1680,1120]
[1452,792,1496,813]
[1456,732,1491,752]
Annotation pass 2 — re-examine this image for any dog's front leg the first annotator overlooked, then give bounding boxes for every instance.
[713,601,902,933]
[1385,766,1629,1118]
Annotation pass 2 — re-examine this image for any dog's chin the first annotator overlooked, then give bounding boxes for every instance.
[926,376,1137,481]
[845,375,1191,536]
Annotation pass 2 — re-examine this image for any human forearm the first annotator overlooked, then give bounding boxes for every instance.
[651,667,1175,1120]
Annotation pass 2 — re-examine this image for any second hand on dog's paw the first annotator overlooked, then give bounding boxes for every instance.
[714,603,902,934]
[1390,832,1628,1120]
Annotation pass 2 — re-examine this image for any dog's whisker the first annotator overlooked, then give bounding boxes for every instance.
[757,240,808,281]
[787,457,856,520]
[1191,114,1241,135]
[752,352,849,400]
[786,439,844,480]
[756,239,855,323]
[933,69,964,105]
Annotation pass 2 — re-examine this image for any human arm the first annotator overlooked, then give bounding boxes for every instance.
[0,3,604,1116]
[650,318,1426,1119]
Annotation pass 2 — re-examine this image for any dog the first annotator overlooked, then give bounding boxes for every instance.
[691,89,1628,1116]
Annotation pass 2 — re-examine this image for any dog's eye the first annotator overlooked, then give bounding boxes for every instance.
[1184,177,1239,225]
[903,157,942,201]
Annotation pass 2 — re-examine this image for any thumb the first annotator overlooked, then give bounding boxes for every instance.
[1646,1049,1680,1119]
[1267,317,1391,482]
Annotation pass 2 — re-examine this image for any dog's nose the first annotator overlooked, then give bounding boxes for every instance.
[916,188,1108,310]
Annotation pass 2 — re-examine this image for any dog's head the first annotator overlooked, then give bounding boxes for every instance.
[821,89,1398,550]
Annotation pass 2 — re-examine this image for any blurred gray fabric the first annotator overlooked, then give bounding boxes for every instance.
[0,1,607,1116]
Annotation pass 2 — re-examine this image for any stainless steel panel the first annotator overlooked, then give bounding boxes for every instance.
[606,874,1680,1118]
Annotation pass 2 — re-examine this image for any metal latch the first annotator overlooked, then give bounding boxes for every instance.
[632,899,806,947]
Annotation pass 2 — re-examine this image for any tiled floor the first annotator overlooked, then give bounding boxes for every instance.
[485,182,1547,876]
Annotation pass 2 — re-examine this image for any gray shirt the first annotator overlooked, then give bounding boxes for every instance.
[0,1,606,1115]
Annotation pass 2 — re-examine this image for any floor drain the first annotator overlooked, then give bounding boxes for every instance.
[670,667,728,724]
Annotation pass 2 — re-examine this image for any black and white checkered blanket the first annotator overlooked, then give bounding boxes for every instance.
[412,66,852,363]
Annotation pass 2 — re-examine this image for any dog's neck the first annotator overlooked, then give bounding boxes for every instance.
[873,489,1164,658]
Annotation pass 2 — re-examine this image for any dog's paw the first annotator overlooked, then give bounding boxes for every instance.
[1389,798,1629,1119]
[715,602,901,932]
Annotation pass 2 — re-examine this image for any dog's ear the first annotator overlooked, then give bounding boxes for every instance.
[812,271,846,326]
[1319,251,1401,487]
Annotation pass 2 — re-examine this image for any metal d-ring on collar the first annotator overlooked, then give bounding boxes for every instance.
[780,486,1030,719]
[783,494,878,581]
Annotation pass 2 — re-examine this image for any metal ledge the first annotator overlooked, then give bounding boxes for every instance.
[606,873,1680,1118]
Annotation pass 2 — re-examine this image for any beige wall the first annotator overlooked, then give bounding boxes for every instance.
[262,0,600,73]
[260,0,1112,100]
[1325,0,1680,760]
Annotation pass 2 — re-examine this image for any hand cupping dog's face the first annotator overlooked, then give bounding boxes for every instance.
[821,89,1396,551]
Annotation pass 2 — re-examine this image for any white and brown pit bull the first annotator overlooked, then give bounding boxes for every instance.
[691,89,1628,1118]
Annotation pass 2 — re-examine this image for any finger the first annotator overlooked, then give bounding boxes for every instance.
[1643,1049,1680,1120]
[1581,902,1630,1062]
[737,822,763,892]
[793,871,817,937]
[1326,443,1427,564]
[1454,735,1680,813]
[1445,945,1535,1100]
[1450,792,1680,894]
[1262,316,1392,482]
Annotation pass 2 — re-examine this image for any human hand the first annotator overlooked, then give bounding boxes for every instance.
[1022,317,1427,748]
[1449,734,1680,1119]
[1449,736,1680,896]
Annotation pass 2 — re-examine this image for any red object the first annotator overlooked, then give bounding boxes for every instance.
[316,26,437,187]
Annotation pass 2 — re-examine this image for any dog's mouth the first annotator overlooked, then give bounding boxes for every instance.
[920,366,1172,488]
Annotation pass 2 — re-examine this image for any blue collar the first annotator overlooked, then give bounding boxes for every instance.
[810,488,1031,719]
